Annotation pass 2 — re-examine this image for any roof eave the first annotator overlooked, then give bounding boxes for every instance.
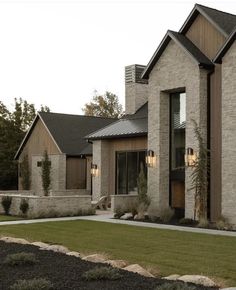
[87,132,148,141]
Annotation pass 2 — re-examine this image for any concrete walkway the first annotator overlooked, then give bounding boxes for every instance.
[0,212,236,237]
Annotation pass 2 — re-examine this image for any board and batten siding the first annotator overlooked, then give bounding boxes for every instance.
[185,14,226,60]
[18,118,61,190]
[66,157,87,189]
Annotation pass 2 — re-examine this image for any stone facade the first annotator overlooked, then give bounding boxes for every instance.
[221,41,236,225]
[148,40,208,219]
[31,154,66,195]
[110,194,138,211]
[92,140,110,201]
[0,194,91,218]
[125,82,148,115]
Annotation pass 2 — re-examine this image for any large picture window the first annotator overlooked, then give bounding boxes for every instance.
[116,151,147,195]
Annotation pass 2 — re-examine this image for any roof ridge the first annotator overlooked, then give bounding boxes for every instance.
[196,3,236,18]
[38,111,117,120]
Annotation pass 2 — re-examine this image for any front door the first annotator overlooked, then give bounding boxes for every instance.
[170,92,186,217]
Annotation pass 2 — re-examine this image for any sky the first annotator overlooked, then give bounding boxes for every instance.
[0,0,236,115]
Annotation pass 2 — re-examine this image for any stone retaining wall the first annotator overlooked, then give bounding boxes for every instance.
[50,189,91,196]
[0,195,92,218]
[0,190,35,196]
[111,194,138,211]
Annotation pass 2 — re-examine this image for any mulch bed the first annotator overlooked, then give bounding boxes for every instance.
[0,241,218,290]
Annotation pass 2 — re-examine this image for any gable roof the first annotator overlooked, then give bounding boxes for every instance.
[180,4,236,37]
[214,28,236,63]
[86,103,148,140]
[15,112,117,159]
[142,30,213,79]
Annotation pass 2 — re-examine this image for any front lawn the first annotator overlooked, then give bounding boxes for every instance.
[0,220,235,287]
[0,215,23,222]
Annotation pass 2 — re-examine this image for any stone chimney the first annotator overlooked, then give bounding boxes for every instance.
[125,64,148,115]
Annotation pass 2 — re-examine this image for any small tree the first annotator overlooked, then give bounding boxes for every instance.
[189,119,210,221]
[137,163,149,206]
[1,196,12,215]
[41,150,51,196]
[20,198,29,216]
[20,154,31,190]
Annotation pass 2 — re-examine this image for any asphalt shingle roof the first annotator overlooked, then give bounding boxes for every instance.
[39,112,117,155]
[86,103,148,140]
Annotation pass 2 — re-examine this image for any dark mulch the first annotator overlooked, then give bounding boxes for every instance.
[0,241,218,290]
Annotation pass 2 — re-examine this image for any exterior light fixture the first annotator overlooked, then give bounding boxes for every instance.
[91,164,98,177]
[185,148,197,167]
[146,150,155,167]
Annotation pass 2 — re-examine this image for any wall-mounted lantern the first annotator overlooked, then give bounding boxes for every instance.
[91,164,98,177]
[146,150,156,168]
[185,148,197,167]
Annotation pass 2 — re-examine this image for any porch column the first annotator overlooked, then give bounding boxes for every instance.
[92,140,110,201]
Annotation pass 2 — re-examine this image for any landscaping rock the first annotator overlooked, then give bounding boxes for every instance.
[66,251,81,258]
[105,259,127,268]
[178,275,216,287]
[163,274,181,280]
[40,244,69,254]
[31,241,50,248]
[220,288,236,290]
[120,213,133,220]
[0,237,30,245]
[82,254,107,263]
[124,264,155,277]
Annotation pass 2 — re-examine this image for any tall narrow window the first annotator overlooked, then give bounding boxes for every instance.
[170,92,186,213]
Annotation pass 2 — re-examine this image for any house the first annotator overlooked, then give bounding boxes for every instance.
[87,4,236,226]
[15,112,116,195]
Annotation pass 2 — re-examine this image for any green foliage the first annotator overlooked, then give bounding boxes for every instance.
[4,252,38,266]
[0,98,49,190]
[41,151,51,196]
[10,278,53,290]
[197,217,209,228]
[82,91,123,118]
[1,196,12,215]
[156,282,197,290]
[20,155,31,190]
[20,198,29,215]
[137,163,149,207]
[189,119,210,221]
[114,205,126,219]
[215,215,232,231]
[159,207,175,223]
[82,266,122,281]
[178,218,196,225]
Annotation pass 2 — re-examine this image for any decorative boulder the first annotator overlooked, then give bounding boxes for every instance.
[66,251,81,258]
[178,275,216,287]
[120,213,133,220]
[163,274,181,280]
[82,254,107,263]
[124,264,154,277]
[0,237,30,245]
[105,259,127,268]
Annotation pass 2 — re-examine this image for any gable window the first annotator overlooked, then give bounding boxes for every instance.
[116,150,147,195]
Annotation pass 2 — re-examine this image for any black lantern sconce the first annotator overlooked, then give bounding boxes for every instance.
[146,150,156,167]
[185,148,197,167]
[91,163,98,177]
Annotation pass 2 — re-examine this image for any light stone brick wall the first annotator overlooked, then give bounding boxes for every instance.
[92,140,110,201]
[0,190,35,196]
[110,194,138,212]
[0,194,91,217]
[221,41,236,225]
[50,189,90,196]
[31,154,66,195]
[125,82,148,115]
[148,39,208,219]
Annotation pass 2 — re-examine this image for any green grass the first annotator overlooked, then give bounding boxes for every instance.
[0,220,235,287]
[0,215,23,222]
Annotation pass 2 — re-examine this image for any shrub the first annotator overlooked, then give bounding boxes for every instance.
[126,201,138,217]
[10,278,53,290]
[82,266,122,281]
[197,217,209,228]
[137,163,150,206]
[215,215,232,231]
[159,207,175,223]
[178,218,196,225]
[114,205,126,219]
[20,198,29,215]
[20,154,31,190]
[4,252,38,266]
[1,196,12,215]
[156,282,197,290]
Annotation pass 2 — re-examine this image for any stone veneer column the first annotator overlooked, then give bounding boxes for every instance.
[92,140,110,201]
[147,40,208,219]
[221,41,236,226]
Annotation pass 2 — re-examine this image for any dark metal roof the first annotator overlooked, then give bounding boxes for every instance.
[142,30,214,79]
[15,112,117,158]
[214,28,236,63]
[86,103,148,140]
[180,4,236,37]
